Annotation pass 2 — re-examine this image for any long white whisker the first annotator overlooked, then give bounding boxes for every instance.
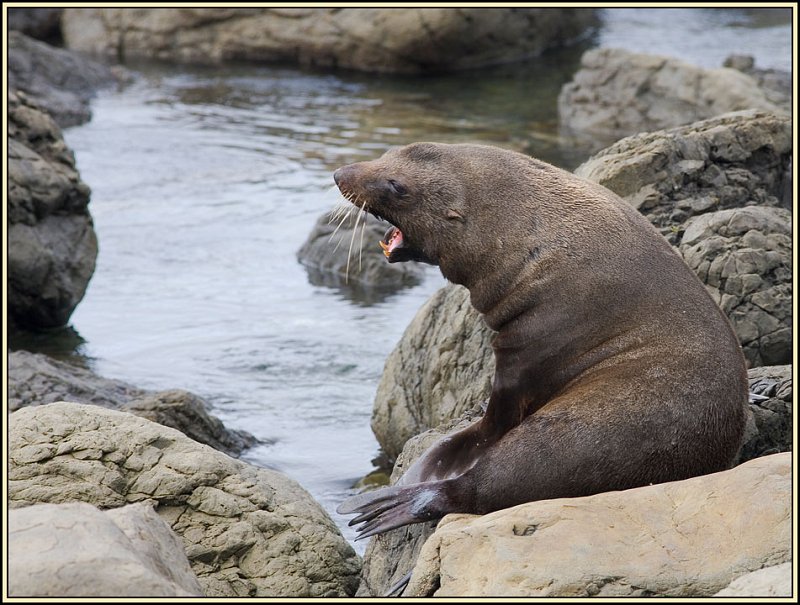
[329,200,351,224]
[330,206,355,252]
[358,208,367,273]
[346,201,367,283]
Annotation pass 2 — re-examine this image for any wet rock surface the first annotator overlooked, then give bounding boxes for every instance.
[739,365,793,463]
[9,350,257,458]
[8,90,98,330]
[9,31,123,128]
[8,7,63,43]
[62,8,597,73]
[297,210,425,299]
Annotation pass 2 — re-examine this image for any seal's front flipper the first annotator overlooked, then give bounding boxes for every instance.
[337,481,450,540]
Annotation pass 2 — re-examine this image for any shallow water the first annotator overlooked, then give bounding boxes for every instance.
[12,8,791,552]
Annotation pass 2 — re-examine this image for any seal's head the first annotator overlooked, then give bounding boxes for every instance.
[334,142,580,299]
[334,142,475,270]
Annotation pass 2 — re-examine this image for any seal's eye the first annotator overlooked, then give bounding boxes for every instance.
[388,179,407,196]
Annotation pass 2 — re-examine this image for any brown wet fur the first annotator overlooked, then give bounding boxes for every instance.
[334,142,748,533]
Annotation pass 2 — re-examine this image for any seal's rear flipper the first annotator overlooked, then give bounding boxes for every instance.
[385,570,413,597]
[337,481,449,540]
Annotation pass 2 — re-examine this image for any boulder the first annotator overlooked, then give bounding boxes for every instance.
[9,501,203,597]
[9,31,123,128]
[7,7,63,42]
[371,284,493,461]
[62,8,597,73]
[403,453,791,597]
[714,562,792,597]
[8,90,97,330]
[558,48,786,144]
[8,350,256,457]
[573,110,792,239]
[297,209,424,302]
[9,402,361,597]
[679,207,792,366]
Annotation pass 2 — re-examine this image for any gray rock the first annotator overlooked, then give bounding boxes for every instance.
[9,31,122,128]
[8,90,97,329]
[679,207,792,366]
[9,501,204,597]
[714,562,792,597]
[574,110,792,241]
[723,54,792,113]
[9,402,361,597]
[9,350,141,411]
[7,8,63,42]
[62,8,597,73]
[739,365,792,463]
[297,209,424,301]
[404,453,792,597]
[558,48,786,145]
[371,284,493,461]
[9,350,256,457]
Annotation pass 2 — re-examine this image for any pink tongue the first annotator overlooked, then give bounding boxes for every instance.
[388,229,404,252]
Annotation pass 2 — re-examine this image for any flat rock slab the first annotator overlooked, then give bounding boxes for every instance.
[404,453,791,597]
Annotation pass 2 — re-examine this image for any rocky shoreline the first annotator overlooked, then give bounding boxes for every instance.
[7,7,793,599]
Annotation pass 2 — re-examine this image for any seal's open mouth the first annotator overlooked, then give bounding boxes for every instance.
[379,227,404,258]
[376,225,435,265]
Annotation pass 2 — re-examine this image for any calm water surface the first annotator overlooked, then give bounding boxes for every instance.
[14,9,792,550]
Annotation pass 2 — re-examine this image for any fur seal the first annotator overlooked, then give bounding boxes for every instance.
[334,142,748,541]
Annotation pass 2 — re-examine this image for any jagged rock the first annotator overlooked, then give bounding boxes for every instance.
[739,365,793,463]
[9,501,203,597]
[679,207,792,366]
[9,402,361,597]
[8,350,256,457]
[403,453,791,597]
[558,48,786,144]
[9,31,123,128]
[714,562,792,597]
[371,284,493,461]
[297,210,424,300]
[8,90,97,329]
[62,8,597,73]
[573,110,792,239]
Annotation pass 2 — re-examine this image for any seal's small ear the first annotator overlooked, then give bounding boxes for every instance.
[446,209,465,222]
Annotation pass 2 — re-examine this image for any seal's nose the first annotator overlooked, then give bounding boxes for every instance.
[333,166,345,186]
[333,164,356,188]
